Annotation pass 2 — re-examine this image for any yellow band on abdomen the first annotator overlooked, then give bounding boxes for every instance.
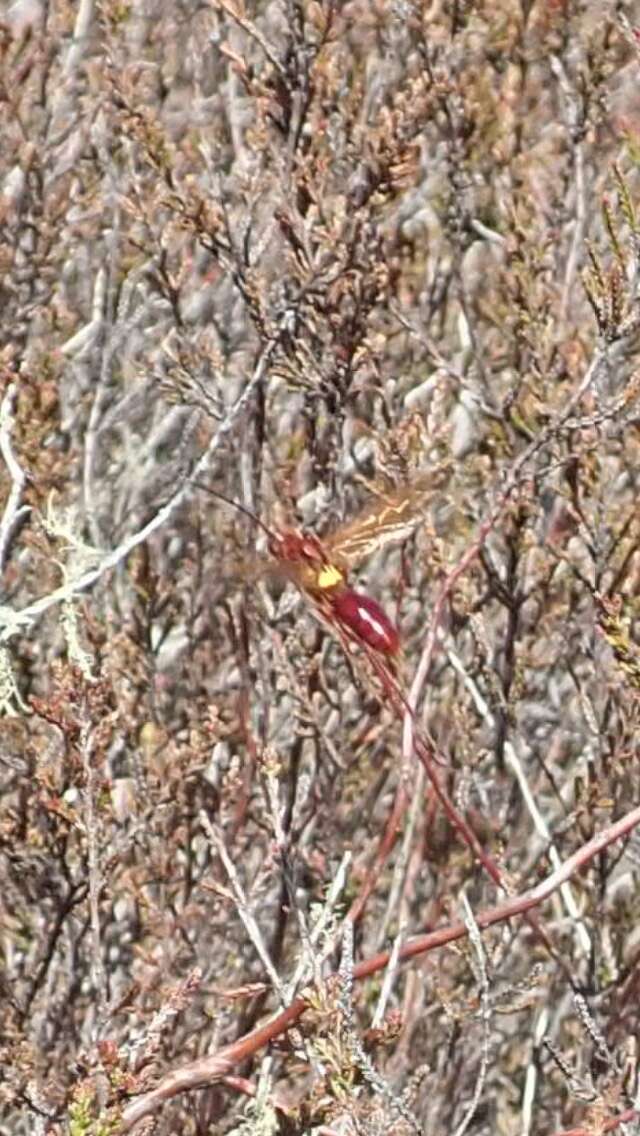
[316,564,344,589]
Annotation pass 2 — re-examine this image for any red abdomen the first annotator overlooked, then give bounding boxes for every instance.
[331,589,400,655]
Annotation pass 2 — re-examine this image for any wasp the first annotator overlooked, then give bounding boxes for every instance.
[200,480,427,657]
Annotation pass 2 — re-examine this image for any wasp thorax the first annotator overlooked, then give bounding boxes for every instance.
[269,529,319,564]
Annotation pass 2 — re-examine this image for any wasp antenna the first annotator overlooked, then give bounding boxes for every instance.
[191,480,276,541]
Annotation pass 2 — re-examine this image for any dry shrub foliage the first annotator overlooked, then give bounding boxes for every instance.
[3,0,640,1133]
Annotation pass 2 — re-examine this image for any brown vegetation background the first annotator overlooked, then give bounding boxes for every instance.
[3,0,640,1133]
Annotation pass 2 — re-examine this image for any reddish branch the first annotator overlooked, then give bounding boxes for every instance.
[347,779,409,925]
[119,804,640,1131]
[360,650,571,973]
[552,1107,639,1136]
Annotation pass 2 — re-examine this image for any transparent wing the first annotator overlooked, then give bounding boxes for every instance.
[326,483,428,567]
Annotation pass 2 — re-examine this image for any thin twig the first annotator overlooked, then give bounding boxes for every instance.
[81,715,107,1021]
[551,54,588,331]
[63,0,95,78]
[404,345,605,742]
[210,0,286,77]
[339,920,423,1136]
[0,336,279,646]
[375,764,425,952]
[372,920,406,1029]
[521,1006,550,1136]
[0,383,29,573]
[445,639,592,957]
[284,852,351,1001]
[200,811,286,1005]
[452,894,491,1136]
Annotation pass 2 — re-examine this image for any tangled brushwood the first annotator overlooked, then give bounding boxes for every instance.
[3,2,640,1135]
